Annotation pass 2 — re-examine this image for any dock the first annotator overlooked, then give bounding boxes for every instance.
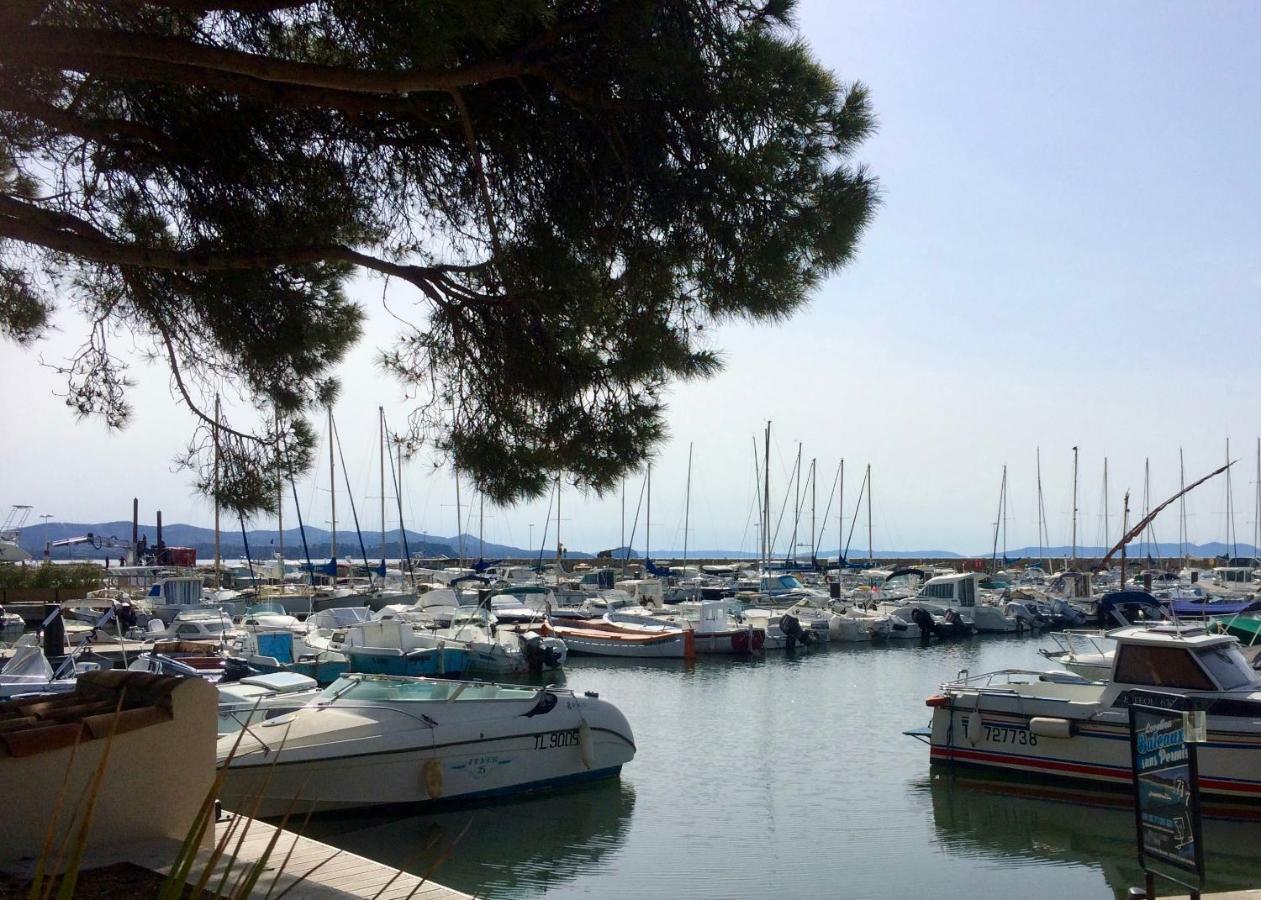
[45,813,473,899]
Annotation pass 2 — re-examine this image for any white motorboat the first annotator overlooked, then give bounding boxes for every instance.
[216,671,321,735]
[1038,630,1117,680]
[217,673,637,816]
[440,609,567,675]
[912,624,1261,802]
[911,573,1024,633]
[0,643,90,698]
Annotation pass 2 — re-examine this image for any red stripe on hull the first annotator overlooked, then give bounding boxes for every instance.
[931,747,1261,797]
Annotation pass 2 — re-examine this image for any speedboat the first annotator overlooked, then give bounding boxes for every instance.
[217,673,637,817]
[910,624,1261,802]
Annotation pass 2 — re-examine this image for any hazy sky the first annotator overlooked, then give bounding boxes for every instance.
[3,1,1260,555]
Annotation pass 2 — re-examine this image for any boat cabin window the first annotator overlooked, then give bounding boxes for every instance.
[1113,645,1214,690]
[319,676,538,703]
[1195,646,1259,691]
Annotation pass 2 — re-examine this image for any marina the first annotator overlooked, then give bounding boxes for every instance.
[3,1,1261,897]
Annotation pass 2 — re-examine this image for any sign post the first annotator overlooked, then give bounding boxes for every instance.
[1127,690,1206,899]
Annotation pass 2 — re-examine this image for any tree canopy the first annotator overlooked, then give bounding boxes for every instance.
[0,0,877,512]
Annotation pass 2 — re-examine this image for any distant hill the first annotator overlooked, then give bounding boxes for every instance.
[976,542,1258,560]
[16,521,595,561]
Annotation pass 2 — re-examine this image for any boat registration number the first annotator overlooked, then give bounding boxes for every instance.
[984,724,1038,746]
[534,729,580,750]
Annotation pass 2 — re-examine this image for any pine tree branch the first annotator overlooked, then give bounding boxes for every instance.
[0,193,488,284]
[15,26,542,95]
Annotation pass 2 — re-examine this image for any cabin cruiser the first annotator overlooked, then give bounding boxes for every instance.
[217,673,637,817]
[905,573,1024,633]
[912,624,1261,801]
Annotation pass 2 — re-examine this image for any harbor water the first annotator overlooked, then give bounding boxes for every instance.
[304,636,1261,899]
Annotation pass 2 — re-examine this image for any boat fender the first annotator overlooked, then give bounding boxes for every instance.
[423,758,443,799]
[578,720,594,770]
[1029,717,1074,739]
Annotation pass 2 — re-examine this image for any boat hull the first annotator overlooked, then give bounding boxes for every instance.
[927,700,1261,802]
[218,696,636,817]
[344,646,470,677]
[546,624,693,658]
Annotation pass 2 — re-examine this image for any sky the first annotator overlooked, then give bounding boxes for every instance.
[3,1,1261,556]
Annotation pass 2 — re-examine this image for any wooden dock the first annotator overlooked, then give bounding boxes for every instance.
[58,813,473,899]
[201,814,473,899]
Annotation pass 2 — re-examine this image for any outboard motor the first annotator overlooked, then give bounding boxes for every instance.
[523,633,564,676]
[779,613,817,651]
[910,606,934,642]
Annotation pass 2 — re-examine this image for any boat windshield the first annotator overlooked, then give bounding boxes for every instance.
[319,676,538,704]
[1195,646,1259,691]
[245,602,288,617]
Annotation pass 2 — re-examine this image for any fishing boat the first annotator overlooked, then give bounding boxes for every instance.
[909,624,1261,802]
[217,673,637,817]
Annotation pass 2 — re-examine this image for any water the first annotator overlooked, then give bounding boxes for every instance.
[304,636,1261,898]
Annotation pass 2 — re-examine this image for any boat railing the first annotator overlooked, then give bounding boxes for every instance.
[944,667,1090,691]
[1045,629,1113,659]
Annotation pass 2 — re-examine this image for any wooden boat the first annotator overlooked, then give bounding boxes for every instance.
[543,619,695,658]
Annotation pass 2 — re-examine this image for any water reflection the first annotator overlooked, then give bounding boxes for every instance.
[919,772,1261,898]
[305,778,637,899]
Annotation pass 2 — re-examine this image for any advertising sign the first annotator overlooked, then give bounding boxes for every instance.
[1127,690,1205,889]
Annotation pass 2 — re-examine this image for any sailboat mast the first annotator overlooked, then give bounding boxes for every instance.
[213,395,221,589]
[1179,447,1187,563]
[790,444,801,564]
[684,443,693,564]
[866,463,873,565]
[479,493,484,561]
[810,458,817,564]
[556,474,562,564]
[763,422,771,571]
[1142,458,1150,558]
[1036,448,1045,565]
[1002,466,1008,563]
[838,458,845,568]
[328,405,337,563]
[645,461,652,565]
[620,479,626,576]
[1120,491,1130,585]
[379,407,385,568]
[1071,445,1078,565]
[1255,438,1260,561]
[454,474,463,565]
